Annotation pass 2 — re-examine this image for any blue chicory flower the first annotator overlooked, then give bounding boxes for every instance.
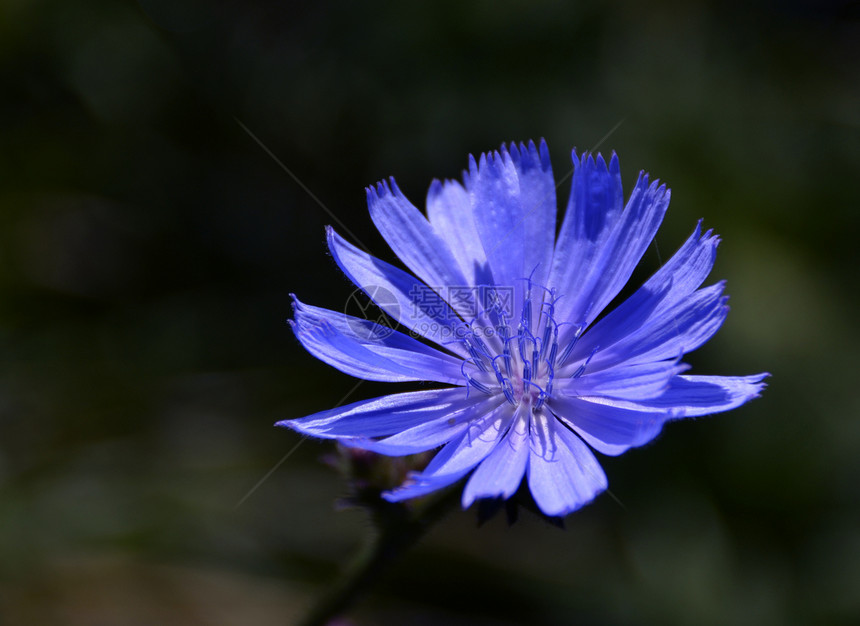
[279,140,767,517]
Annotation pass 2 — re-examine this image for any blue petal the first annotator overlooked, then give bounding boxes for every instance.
[582,282,728,370]
[554,168,671,341]
[343,395,505,455]
[291,297,464,383]
[548,395,668,456]
[527,416,608,516]
[465,141,556,320]
[466,149,525,314]
[633,373,769,418]
[549,151,624,324]
[425,178,489,286]
[639,221,720,310]
[327,227,467,356]
[419,403,513,475]
[461,407,530,507]
[506,140,556,291]
[278,387,472,438]
[549,374,768,455]
[571,223,720,361]
[382,403,515,502]
[565,360,690,400]
[367,179,476,318]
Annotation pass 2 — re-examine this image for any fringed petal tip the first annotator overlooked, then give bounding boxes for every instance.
[287,292,304,315]
[465,138,553,181]
[274,417,310,435]
[570,148,619,176]
[643,372,771,421]
[365,176,406,205]
[749,372,771,395]
[468,147,513,180]
[505,138,552,173]
[286,294,300,329]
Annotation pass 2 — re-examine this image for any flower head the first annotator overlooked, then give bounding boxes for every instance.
[279,140,767,517]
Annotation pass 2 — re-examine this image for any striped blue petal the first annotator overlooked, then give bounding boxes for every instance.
[581,282,728,370]
[278,388,471,439]
[566,360,690,400]
[327,227,467,356]
[630,373,769,418]
[367,179,476,318]
[425,178,489,286]
[382,403,515,502]
[554,169,671,343]
[465,141,556,320]
[571,222,720,360]
[343,395,505,455]
[548,396,668,456]
[461,407,530,507]
[527,416,608,516]
[549,151,624,325]
[291,297,464,383]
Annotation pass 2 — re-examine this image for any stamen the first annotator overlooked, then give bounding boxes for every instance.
[486,288,511,330]
[517,328,526,364]
[533,388,548,410]
[467,374,493,395]
[523,380,548,410]
[491,354,506,382]
[556,323,584,366]
[457,276,577,410]
[539,323,553,362]
[461,359,491,395]
[501,379,516,405]
[469,331,494,363]
[521,293,532,334]
[547,340,558,369]
[517,325,537,370]
[501,335,513,378]
[466,342,489,372]
[571,347,599,379]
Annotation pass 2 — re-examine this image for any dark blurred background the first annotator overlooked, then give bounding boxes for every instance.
[1,0,858,624]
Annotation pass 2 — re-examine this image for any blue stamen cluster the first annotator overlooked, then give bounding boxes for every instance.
[459,281,570,413]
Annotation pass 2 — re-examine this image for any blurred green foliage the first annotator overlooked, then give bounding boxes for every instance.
[0,0,858,624]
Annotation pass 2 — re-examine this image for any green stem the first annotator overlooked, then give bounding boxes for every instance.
[297,488,461,626]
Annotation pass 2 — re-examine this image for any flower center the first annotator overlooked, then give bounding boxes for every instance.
[459,280,584,411]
